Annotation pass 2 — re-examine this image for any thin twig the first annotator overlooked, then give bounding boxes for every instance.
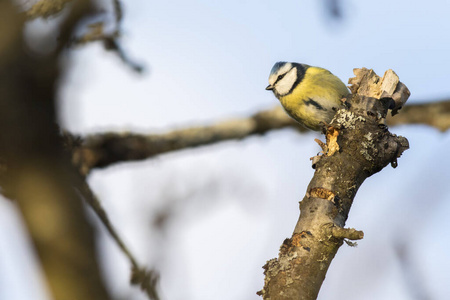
[77,180,139,268]
[112,0,123,24]
[75,178,160,300]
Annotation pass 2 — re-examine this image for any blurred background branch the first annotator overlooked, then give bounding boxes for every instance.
[394,239,432,300]
[25,0,73,19]
[72,100,450,174]
[77,178,160,300]
[25,0,143,72]
[2,0,156,299]
[0,1,111,299]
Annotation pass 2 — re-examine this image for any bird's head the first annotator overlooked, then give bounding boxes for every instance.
[266,62,305,97]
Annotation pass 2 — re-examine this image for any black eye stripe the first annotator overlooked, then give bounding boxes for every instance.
[276,74,285,82]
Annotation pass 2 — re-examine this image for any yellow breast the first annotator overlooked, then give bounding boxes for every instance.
[278,67,349,130]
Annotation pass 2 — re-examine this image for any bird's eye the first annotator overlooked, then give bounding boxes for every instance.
[277,74,284,81]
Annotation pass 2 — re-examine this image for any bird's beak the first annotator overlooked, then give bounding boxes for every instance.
[265,85,274,91]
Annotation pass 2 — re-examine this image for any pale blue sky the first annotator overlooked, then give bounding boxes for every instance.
[1,0,450,299]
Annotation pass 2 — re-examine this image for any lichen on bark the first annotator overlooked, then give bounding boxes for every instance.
[258,68,410,300]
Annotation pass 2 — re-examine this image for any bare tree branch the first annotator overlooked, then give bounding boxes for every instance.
[394,239,432,300]
[72,107,300,174]
[13,1,158,298]
[70,0,144,72]
[26,0,73,19]
[0,1,111,299]
[323,0,343,19]
[25,0,143,72]
[72,99,449,174]
[387,100,450,131]
[257,69,410,299]
[76,178,160,300]
[112,0,123,23]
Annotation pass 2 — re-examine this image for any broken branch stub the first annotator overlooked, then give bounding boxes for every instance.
[259,68,409,300]
[348,67,411,116]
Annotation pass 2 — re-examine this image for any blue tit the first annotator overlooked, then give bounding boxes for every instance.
[266,62,350,131]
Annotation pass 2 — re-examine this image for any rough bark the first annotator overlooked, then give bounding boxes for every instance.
[257,69,410,299]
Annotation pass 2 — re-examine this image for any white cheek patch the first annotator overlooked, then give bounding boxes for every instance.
[275,68,297,96]
[277,63,293,77]
[268,62,293,86]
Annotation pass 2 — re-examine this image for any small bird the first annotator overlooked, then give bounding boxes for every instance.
[266,62,349,131]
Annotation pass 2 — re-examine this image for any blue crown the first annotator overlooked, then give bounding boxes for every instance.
[270,61,288,75]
